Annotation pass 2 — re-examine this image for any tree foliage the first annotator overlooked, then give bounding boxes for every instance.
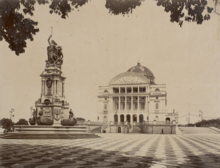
[0,118,15,132]
[195,118,220,128]
[0,0,215,56]
[15,118,29,125]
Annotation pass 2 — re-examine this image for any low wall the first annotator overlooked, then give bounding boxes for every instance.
[87,125,101,133]
[143,125,176,134]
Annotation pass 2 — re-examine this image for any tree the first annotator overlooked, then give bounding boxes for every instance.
[0,118,15,133]
[76,117,85,122]
[0,0,214,56]
[15,118,29,125]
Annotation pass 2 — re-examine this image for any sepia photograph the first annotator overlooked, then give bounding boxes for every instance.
[0,0,220,167]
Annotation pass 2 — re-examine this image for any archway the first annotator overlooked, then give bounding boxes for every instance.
[118,127,121,133]
[126,114,131,123]
[139,114,144,123]
[114,114,118,122]
[166,117,170,124]
[120,114,124,122]
[133,114,137,123]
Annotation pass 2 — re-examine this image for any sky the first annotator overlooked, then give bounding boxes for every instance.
[0,0,220,124]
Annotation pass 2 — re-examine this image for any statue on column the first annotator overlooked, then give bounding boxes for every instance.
[46,27,64,67]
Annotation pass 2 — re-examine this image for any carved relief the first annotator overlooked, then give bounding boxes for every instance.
[113,75,146,84]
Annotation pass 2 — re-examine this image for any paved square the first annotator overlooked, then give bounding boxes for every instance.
[0,134,220,168]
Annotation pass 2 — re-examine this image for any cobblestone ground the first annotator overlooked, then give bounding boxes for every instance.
[0,134,220,168]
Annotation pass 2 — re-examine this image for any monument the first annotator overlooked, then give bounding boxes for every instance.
[2,34,100,139]
[28,34,70,126]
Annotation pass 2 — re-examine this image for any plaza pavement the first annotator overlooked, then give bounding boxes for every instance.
[0,134,220,168]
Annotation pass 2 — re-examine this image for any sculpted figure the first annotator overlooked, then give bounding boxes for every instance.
[61,109,77,126]
[29,109,37,125]
[46,28,64,66]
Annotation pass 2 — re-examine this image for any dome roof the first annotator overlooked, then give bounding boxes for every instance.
[127,63,155,81]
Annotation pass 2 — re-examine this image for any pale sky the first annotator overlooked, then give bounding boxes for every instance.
[0,0,220,124]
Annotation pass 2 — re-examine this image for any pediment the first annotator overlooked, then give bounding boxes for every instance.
[109,72,150,85]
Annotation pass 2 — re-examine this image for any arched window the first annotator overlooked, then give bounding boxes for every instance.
[166,117,170,124]
[139,114,144,123]
[114,114,118,122]
[120,114,124,122]
[155,88,160,91]
[155,103,159,109]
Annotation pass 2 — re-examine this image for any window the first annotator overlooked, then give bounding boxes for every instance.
[127,87,132,93]
[155,88,160,92]
[155,103,159,109]
[120,88,125,93]
[104,104,107,109]
[133,87,138,93]
[113,88,119,93]
[139,87,146,92]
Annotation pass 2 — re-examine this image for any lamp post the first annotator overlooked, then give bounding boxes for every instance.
[30,106,33,118]
[10,109,14,122]
[199,110,203,121]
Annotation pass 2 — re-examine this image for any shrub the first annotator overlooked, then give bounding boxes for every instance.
[61,118,77,126]
[1,118,14,133]
[15,119,29,125]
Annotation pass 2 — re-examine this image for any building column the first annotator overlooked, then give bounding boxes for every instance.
[125,96,127,111]
[131,96,133,111]
[118,96,120,111]
[131,114,133,123]
[137,96,139,111]
[145,96,147,112]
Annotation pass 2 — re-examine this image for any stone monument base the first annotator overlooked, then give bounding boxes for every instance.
[2,125,100,139]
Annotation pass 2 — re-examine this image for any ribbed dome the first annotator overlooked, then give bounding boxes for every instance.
[127,63,155,81]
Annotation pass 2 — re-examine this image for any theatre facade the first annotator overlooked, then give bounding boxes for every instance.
[97,63,178,125]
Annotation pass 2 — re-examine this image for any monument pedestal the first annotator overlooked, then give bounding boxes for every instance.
[34,60,69,126]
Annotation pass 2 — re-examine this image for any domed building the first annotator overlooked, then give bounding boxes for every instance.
[97,63,178,126]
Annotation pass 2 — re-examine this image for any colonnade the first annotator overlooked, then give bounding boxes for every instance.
[113,96,148,111]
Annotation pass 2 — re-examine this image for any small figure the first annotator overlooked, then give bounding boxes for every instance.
[69,109,74,120]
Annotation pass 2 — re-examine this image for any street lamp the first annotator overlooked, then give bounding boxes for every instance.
[10,109,14,122]
[30,106,33,118]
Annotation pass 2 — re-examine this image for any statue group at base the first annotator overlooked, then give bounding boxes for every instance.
[29,109,53,125]
[61,109,77,126]
[29,109,77,126]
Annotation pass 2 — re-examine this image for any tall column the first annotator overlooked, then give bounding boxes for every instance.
[56,80,57,95]
[43,81,45,96]
[53,80,56,96]
[62,83,65,97]
[41,80,43,96]
[118,96,120,111]
[137,96,139,111]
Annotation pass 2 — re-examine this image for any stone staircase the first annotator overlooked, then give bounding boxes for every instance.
[178,127,220,135]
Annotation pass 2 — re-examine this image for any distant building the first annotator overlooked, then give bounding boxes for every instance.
[97,63,178,125]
